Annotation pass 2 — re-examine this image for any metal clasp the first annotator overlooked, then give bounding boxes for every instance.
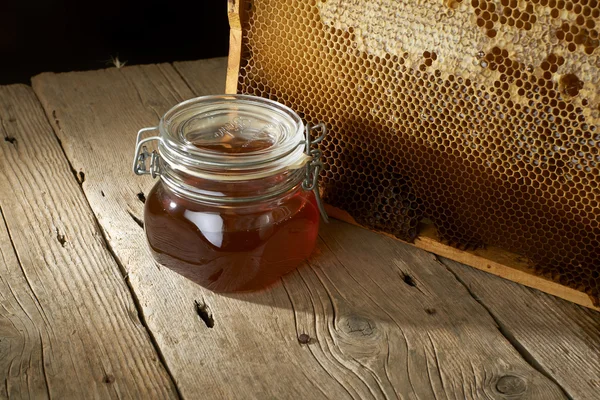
[303,123,329,223]
[133,127,161,178]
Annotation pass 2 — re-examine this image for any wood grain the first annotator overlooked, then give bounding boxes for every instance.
[30,60,572,398]
[0,84,177,399]
[326,205,600,311]
[34,63,352,399]
[285,221,568,399]
[442,257,600,400]
[177,59,600,400]
[173,58,227,95]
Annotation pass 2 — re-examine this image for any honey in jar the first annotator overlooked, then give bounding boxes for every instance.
[133,95,327,292]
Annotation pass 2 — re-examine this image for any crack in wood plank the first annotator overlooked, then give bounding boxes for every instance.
[435,256,575,400]
[81,204,180,398]
[443,256,600,399]
[55,228,66,247]
[194,299,214,328]
[126,210,144,229]
[38,331,51,400]
[0,115,17,146]
[0,206,50,331]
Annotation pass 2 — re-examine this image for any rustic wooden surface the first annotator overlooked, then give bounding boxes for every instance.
[0,85,177,399]
[326,190,600,312]
[0,58,594,399]
[442,257,600,400]
[173,59,228,95]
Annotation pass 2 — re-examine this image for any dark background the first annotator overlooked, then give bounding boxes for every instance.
[1,0,230,84]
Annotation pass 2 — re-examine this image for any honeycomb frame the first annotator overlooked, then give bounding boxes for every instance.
[226,0,600,310]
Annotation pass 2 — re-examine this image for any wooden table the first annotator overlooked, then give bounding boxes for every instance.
[0,58,598,400]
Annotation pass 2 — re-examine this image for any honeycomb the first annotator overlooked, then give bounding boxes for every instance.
[232,0,600,303]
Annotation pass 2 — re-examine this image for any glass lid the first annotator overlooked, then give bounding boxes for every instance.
[158,95,306,173]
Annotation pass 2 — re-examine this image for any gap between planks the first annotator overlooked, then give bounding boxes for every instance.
[435,256,574,400]
[0,84,179,399]
[45,70,185,400]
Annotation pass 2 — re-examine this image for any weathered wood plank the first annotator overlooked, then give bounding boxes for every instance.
[173,58,227,95]
[287,221,568,399]
[168,59,600,400]
[442,257,600,400]
[0,84,177,399]
[327,203,599,311]
[32,60,568,398]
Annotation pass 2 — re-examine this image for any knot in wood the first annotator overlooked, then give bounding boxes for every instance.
[339,315,377,337]
[495,374,527,396]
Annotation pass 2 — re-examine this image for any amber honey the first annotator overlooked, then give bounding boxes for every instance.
[145,182,319,292]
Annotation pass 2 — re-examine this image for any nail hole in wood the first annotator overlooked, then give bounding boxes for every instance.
[401,272,417,287]
[56,228,66,247]
[69,165,78,181]
[425,308,437,315]
[4,136,16,144]
[103,374,115,384]
[194,300,214,328]
[137,192,146,203]
[101,191,105,197]
[52,110,62,130]
[298,333,311,344]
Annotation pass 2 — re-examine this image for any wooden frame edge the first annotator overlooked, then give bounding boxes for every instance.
[226,0,244,94]
[325,205,599,311]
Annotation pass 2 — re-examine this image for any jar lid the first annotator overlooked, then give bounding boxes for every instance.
[133,96,329,220]
[157,95,310,180]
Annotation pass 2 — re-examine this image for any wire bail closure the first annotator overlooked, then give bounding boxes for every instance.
[303,123,329,223]
[133,127,161,178]
[133,122,329,222]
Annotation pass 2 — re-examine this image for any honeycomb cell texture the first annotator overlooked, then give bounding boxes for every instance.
[234,0,600,302]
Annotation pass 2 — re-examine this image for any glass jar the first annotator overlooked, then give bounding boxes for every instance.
[132,95,327,292]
